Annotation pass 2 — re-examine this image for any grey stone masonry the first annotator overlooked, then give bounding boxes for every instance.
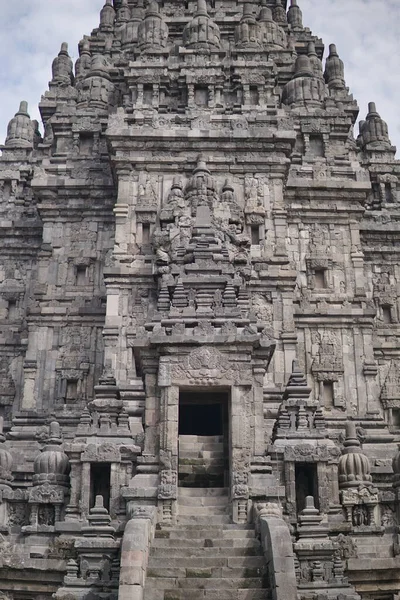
[0,1,400,599]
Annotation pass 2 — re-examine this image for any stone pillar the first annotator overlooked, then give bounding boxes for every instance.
[259,513,297,600]
[119,517,153,600]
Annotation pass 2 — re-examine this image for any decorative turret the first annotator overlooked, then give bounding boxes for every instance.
[273,0,287,23]
[324,43,345,90]
[308,41,323,79]
[338,423,372,488]
[75,39,92,81]
[138,1,169,52]
[33,421,70,488]
[287,0,303,28]
[121,4,144,50]
[79,54,114,108]
[183,0,220,51]
[258,7,286,48]
[51,43,74,86]
[273,360,328,441]
[358,103,393,150]
[185,156,219,203]
[100,0,116,31]
[4,101,35,149]
[282,55,326,107]
[117,0,131,22]
[235,4,261,49]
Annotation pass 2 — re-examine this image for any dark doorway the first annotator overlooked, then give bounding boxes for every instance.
[179,402,222,436]
[295,463,319,514]
[178,390,229,488]
[90,463,111,511]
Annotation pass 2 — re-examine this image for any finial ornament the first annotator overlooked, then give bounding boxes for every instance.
[137,1,169,51]
[282,55,326,107]
[358,102,393,150]
[100,0,116,30]
[5,101,35,148]
[338,422,372,488]
[51,43,74,86]
[324,43,345,89]
[287,0,303,28]
[183,0,220,50]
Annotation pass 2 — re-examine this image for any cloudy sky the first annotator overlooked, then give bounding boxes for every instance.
[0,0,399,152]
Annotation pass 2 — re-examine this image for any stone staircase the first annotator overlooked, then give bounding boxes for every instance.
[178,435,227,488]
[144,488,271,600]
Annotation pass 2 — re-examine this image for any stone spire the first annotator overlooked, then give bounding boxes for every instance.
[79,54,114,108]
[4,101,35,149]
[358,102,393,150]
[51,43,74,86]
[75,39,92,81]
[338,422,372,489]
[121,4,144,50]
[258,7,287,48]
[100,0,116,31]
[183,0,221,51]
[282,55,326,107]
[117,0,131,22]
[324,43,345,90]
[138,1,169,52]
[308,41,323,79]
[273,0,287,23]
[235,4,261,49]
[287,0,303,28]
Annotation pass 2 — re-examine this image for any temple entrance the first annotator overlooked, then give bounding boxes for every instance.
[178,390,229,488]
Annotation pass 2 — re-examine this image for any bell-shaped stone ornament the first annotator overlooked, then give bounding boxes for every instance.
[258,6,286,49]
[273,0,287,23]
[324,43,345,89]
[308,41,323,79]
[287,0,303,28]
[117,0,131,22]
[338,422,372,488]
[5,101,35,149]
[235,4,261,49]
[137,1,169,52]
[183,0,221,51]
[359,102,392,149]
[33,420,70,487]
[282,55,326,107]
[100,0,116,31]
[51,42,74,85]
[75,39,92,81]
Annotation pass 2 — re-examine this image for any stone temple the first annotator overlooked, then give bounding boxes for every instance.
[1,0,400,598]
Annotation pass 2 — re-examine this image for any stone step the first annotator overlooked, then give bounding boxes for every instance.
[146,577,266,590]
[179,448,226,460]
[178,495,229,507]
[155,525,255,539]
[147,566,266,579]
[178,458,226,467]
[149,547,264,558]
[148,557,265,570]
[178,487,229,497]
[179,445,225,453]
[179,435,224,444]
[179,505,228,517]
[178,515,231,525]
[144,588,270,600]
[152,537,260,549]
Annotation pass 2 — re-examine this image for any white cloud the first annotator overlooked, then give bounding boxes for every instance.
[0,0,103,140]
[0,0,399,152]
[302,0,400,152]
